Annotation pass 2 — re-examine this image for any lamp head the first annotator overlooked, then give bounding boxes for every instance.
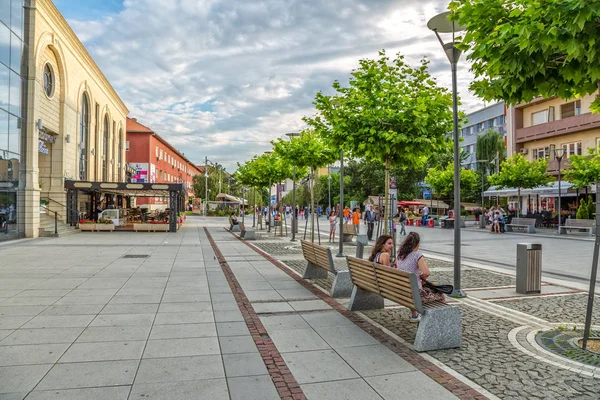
[554,147,565,160]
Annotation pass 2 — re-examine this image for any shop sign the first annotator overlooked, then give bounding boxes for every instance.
[131,163,149,183]
[38,131,57,144]
[38,140,49,155]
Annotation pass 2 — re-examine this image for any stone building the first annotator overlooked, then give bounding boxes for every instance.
[1,0,128,239]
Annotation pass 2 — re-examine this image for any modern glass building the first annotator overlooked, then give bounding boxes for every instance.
[0,0,26,239]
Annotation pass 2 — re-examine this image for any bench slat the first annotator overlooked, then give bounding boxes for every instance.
[347,266,378,286]
[378,287,419,310]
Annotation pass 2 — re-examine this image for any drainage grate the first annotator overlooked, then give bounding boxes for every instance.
[122,255,149,259]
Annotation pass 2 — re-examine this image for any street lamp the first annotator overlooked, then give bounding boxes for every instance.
[328,165,332,213]
[554,148,565,233]
[264,151,273,232]
[428,11,466,297]
[476,159,489,208]
[286,133,300,241]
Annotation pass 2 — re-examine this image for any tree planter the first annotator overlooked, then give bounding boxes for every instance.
[79,224,95,231]
[95,223,115,232]
[134,223,151,232]
[152,224,170,232]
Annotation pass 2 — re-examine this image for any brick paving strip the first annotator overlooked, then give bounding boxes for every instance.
[229,230,489,400]
[204,228,307,400]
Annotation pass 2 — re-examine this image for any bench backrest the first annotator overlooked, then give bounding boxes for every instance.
[511,218,536,226]
[300,240,335,274]
[346,256,423,314]
[565,219,596,228]
[343,224,355,235]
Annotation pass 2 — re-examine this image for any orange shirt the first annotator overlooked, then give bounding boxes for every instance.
[343,208,349,218]
[352,211,361,225]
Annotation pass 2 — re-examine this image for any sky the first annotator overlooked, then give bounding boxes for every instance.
[54,0,482,171]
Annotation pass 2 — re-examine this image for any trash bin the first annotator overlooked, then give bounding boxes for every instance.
[479,217,486,229]
[516,243,542,294]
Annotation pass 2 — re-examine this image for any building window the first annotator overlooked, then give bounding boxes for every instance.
[126,140,130,151]
[43,63,54,98]
[562,142,582,158]
[159,149,163,160]
[531,147,548,160]
[531,109,549,126]
[155,146,158,157]
[102,115,109,181]
[560,100,582,119]
[79,93,89,180]
[118,128,123,172]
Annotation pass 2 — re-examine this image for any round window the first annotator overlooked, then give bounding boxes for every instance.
[43,63,54,98]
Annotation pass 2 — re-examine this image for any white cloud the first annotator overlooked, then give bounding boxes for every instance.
[65,0,481,171]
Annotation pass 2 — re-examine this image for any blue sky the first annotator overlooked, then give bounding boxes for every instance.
[54,0,123,20]
[52,0,478,171]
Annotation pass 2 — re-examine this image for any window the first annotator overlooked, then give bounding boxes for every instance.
[560,100,582,119]
[597,138,600,150]
[102,115,109,181]
[531,109,549,126]
[43,63,54,98]
[79,93,89,180]
[478,122,485,132]
[167,154,170,163]
[118,128,123,171]
[159,149,163,160]
[531,147,548,160]
[155,146,159,157]
[126,140,130,151]
[562,142,582,158]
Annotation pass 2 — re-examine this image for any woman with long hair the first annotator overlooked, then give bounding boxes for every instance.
[396,232,445,322]
[368,234,393,266]
[328,211,337,242]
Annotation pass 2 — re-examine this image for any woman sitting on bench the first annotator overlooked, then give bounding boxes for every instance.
[368,234,393,267]
[395,232,445,322]
[229,213,239,226]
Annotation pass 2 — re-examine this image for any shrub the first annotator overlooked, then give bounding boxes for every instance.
[97,218,114,224]
[576,202,589,220]
[587,196,595,219]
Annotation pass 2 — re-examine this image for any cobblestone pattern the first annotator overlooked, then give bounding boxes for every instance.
[492,293,600,324]
[234,233,487,399]
[206,229,307,400]
[363,305,600,399]
[253,242,304,255]
[429,269,516,289]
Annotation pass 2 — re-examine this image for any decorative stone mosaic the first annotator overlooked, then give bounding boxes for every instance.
[536,329,600,367]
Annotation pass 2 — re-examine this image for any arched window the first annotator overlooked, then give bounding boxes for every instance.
[103,115,109,181]
[79,93,89,180]
[43,63,54,98]
[118,128,123,180]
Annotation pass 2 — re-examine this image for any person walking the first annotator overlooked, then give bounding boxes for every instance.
[343,206,350,223]
[352,206,361,234]
[328,211,337,242]
[399,207,407,236]
[421,205,429,226]
[364,204,377,240]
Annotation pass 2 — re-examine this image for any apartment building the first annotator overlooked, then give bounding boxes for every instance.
[126,117,201,209]
[507,93,600,174]
[460,102,506,170]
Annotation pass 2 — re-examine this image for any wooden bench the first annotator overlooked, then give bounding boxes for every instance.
[342,224,356,242]
[300,240,352,297]
[345,256,461,352]
[239,222,257,240]
[559,219,596,236]
[505,217,536,233]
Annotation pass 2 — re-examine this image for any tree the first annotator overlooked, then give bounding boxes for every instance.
[307,51,454,233]
[488,154,552,214]
[192,166,219,201]
[272,130,336,241]
[425,165,479,206]
[450,0,600,112]
[475,129,505,175]
[565,150,600,191]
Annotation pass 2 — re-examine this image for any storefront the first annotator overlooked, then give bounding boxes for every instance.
[484,182,579,214]
[65,181,186,233]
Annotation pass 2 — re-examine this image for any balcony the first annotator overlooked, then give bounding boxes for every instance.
[515,112,600,143]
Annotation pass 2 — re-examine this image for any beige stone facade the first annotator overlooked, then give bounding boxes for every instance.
[19,0,128,238]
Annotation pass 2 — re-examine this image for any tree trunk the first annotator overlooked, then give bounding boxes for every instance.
[310,168,316,242]
[383,155,390,235]
[518,187,521,216]
[259,186,263,230]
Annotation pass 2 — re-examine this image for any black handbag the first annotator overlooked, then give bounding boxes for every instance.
[424,280,454,295]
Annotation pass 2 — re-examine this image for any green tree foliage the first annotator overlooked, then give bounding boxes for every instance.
[488,154,552,213]
[307,51,454,232]
[450,0,600,112]
[577,202,590,220]
[564,150,600,189]
[425,165,479,205]
[272,130,337,241]
[475,129,505,174]
[192,166,219,201]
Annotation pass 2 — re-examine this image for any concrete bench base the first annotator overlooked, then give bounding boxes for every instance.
[242,230,256,240]
[414,306,462,352]
[347,286,384,311]
[356,234,368,246]
[330,271,352,297]
[302,262,328,280]
[343,234,354,243]
[559,227,595,236]
[505,224,536,233]
[230,224,241,233]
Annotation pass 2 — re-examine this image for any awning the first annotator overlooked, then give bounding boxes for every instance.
[215,193,248,205]
[484,182,577,197]
[412,199,450,209]
[461,202,481,211]
[399,201,425,206]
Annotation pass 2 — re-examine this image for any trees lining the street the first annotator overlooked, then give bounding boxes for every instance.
[307,51,454,233]
[425,164,479,206]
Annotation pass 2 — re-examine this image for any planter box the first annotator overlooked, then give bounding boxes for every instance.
[152,224,170,232]
[79,224,95,231]
[134,223,151,232]
[95,224,115,232]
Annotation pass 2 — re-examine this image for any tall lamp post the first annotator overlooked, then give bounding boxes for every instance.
[428,11,466,297]
[476,159,489,208]
[264,151,273,233]
[328,165,332,213]
[336,150,345,258]
[286,133,300,241]
[553,148,565,234]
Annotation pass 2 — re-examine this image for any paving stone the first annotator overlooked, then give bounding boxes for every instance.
[36,360,138,390]
[259,314,311,331]
[268,328,330,353]
[143,337,220,358]
[158,302,213,313]
[136,355,224,383]
[154,311,214,325]
[299,311,354,328]
[251,302,294,313]
[25,386,131,400]
[366,371,459,399]
[0,327,84,345]
[59,340,146,363]
[0,364,53,393]
[302,378,384,400]
[130,378,230,400]
[282,349,359,384]
[0,343,70,366]
[22,315,95,329]
[149,323,217,339]
[100,303,159,315]
[335,344,417,377]
[90,313,155,327]
[218,335,258,354]
[223,352,268,377]
[227,375,280,400]
[77,325,151,343]
[213,309,244,322]
[313,324,379,349]
[216,322,251,337]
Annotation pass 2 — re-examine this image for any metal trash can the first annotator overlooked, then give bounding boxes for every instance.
[479,217,486,229]
[516,243,542,294]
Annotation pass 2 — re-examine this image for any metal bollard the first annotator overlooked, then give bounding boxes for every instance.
[516,243,542,294]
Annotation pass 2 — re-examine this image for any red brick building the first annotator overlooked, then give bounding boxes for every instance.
[126,118,201,208]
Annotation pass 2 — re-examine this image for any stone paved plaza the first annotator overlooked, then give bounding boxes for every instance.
[0,215,599,399]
